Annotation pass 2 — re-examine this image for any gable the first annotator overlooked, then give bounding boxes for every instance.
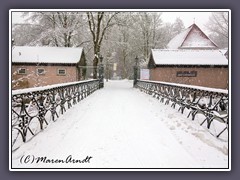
[180,25,218,49]
[167,27,191,49]
[147,53,156,69]
[167,24,218,50]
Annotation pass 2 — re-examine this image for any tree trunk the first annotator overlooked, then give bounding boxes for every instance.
[93,56,98,79]
[93,43,100,79]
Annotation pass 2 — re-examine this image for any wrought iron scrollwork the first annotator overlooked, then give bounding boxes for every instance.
[135,80,229,140]
[12,80,100,150]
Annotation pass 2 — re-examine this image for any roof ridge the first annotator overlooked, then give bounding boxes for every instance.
[167,26,192,49]
[167,23,219,49]
[181,23,218,49]
[179,24,195,48]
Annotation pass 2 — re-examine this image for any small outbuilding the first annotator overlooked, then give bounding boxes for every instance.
[12,46,86,89]
[148,23,228,89]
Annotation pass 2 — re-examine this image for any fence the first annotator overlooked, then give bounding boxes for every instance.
[11,79,101,150]
[135,80,229,140]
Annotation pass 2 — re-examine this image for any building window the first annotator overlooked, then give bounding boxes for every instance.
[17,68,26,75]
[177,71,197,77]
[37,68,45,75]
[57,69,66,76]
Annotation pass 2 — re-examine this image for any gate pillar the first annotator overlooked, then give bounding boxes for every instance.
[99,62,104,89]
[133,56,139,87]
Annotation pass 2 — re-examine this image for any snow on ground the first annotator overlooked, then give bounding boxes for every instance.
[11,80,228,169]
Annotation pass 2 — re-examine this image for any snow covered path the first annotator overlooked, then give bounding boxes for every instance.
[12,80,228,169]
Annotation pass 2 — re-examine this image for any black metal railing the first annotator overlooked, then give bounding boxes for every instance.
[135,80,229,140]
[12,79,101,150]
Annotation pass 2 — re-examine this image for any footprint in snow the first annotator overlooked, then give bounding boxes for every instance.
[168,114,175,119]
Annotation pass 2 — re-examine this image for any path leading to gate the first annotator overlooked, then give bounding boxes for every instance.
[12,80,228,168]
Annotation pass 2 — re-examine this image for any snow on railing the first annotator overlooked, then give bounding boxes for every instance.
[138,79,228,94]
[12,79,97,95]
[11,79,101,151]
[135,79,228,140]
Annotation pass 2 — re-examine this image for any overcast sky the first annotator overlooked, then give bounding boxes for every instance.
[161,11,211,30]
[11,11,212,32]
[12,12,27,23]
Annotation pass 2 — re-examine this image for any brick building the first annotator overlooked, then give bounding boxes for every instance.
[148,23,228,89]
[12,46,86,89]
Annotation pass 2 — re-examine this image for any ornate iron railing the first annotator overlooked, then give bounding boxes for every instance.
[135,80,229,140]
[11,79,100,150]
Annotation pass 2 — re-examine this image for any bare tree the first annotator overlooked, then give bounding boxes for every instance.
[21,12,85,47]
[86,12,119,79]
[12,11,179,81]
[12,23,44,46]
[100,12,165,79]
[131,12,163,60]
[171,17,185,37]
[206,12,229,48]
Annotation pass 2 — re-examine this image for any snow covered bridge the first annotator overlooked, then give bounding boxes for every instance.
[11,80,228,169]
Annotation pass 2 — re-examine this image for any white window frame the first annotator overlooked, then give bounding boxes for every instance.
[17,68,26,75]
[57,68,66,76]
[36,68,45,75]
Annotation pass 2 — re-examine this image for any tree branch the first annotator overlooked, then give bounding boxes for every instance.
[86,12,96,42]
[99,12,119,45]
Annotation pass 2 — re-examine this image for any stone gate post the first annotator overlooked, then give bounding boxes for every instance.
[133,56,139,87]
[99,60,104,89]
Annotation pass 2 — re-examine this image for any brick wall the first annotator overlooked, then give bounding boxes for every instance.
[12,65,78,89]
[150,67,228,89]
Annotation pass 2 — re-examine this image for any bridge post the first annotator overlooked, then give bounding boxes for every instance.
[99,56,104,88]
[133,56,139,87]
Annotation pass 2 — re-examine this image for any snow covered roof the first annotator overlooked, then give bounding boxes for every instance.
[220,49,228,55]
[151,49,228,66]
[167,27,191,49]
[167,24,218,49]
[12,46,83,64]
